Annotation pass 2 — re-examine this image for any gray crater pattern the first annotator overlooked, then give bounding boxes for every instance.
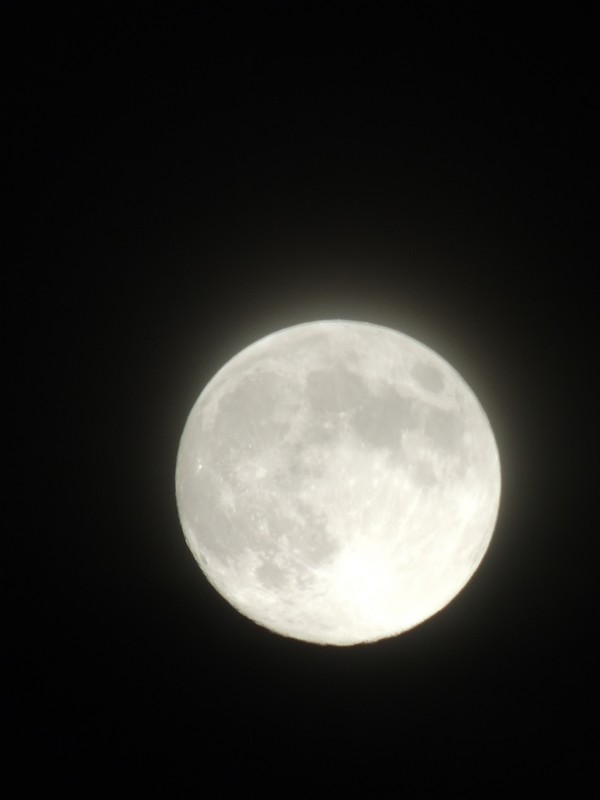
[176,320,501,645]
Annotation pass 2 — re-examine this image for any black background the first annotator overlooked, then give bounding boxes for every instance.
[9,3,596,793]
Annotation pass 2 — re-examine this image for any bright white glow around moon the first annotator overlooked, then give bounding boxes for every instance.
[175,320,501,645]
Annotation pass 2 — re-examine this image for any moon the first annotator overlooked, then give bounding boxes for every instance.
[175,320,501,645]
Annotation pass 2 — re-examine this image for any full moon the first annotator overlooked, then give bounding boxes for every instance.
[175,320,501,645]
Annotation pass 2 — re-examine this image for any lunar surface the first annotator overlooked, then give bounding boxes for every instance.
[175,320,501,645]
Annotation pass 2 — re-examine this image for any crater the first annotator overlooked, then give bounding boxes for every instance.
[410,460,437,488]
[180,473,240,564]
[424,407,465,452]
[211,369,297,456]
[351,387,420,449]
[306,367,371,414]
[256,560,289,589]
[293,515,339,565]
[412,361,444,393]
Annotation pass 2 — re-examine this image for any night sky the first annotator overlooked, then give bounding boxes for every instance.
[10,4,595,793]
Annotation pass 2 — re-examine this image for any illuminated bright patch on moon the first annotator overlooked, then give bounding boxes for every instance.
[175,320,501,645]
